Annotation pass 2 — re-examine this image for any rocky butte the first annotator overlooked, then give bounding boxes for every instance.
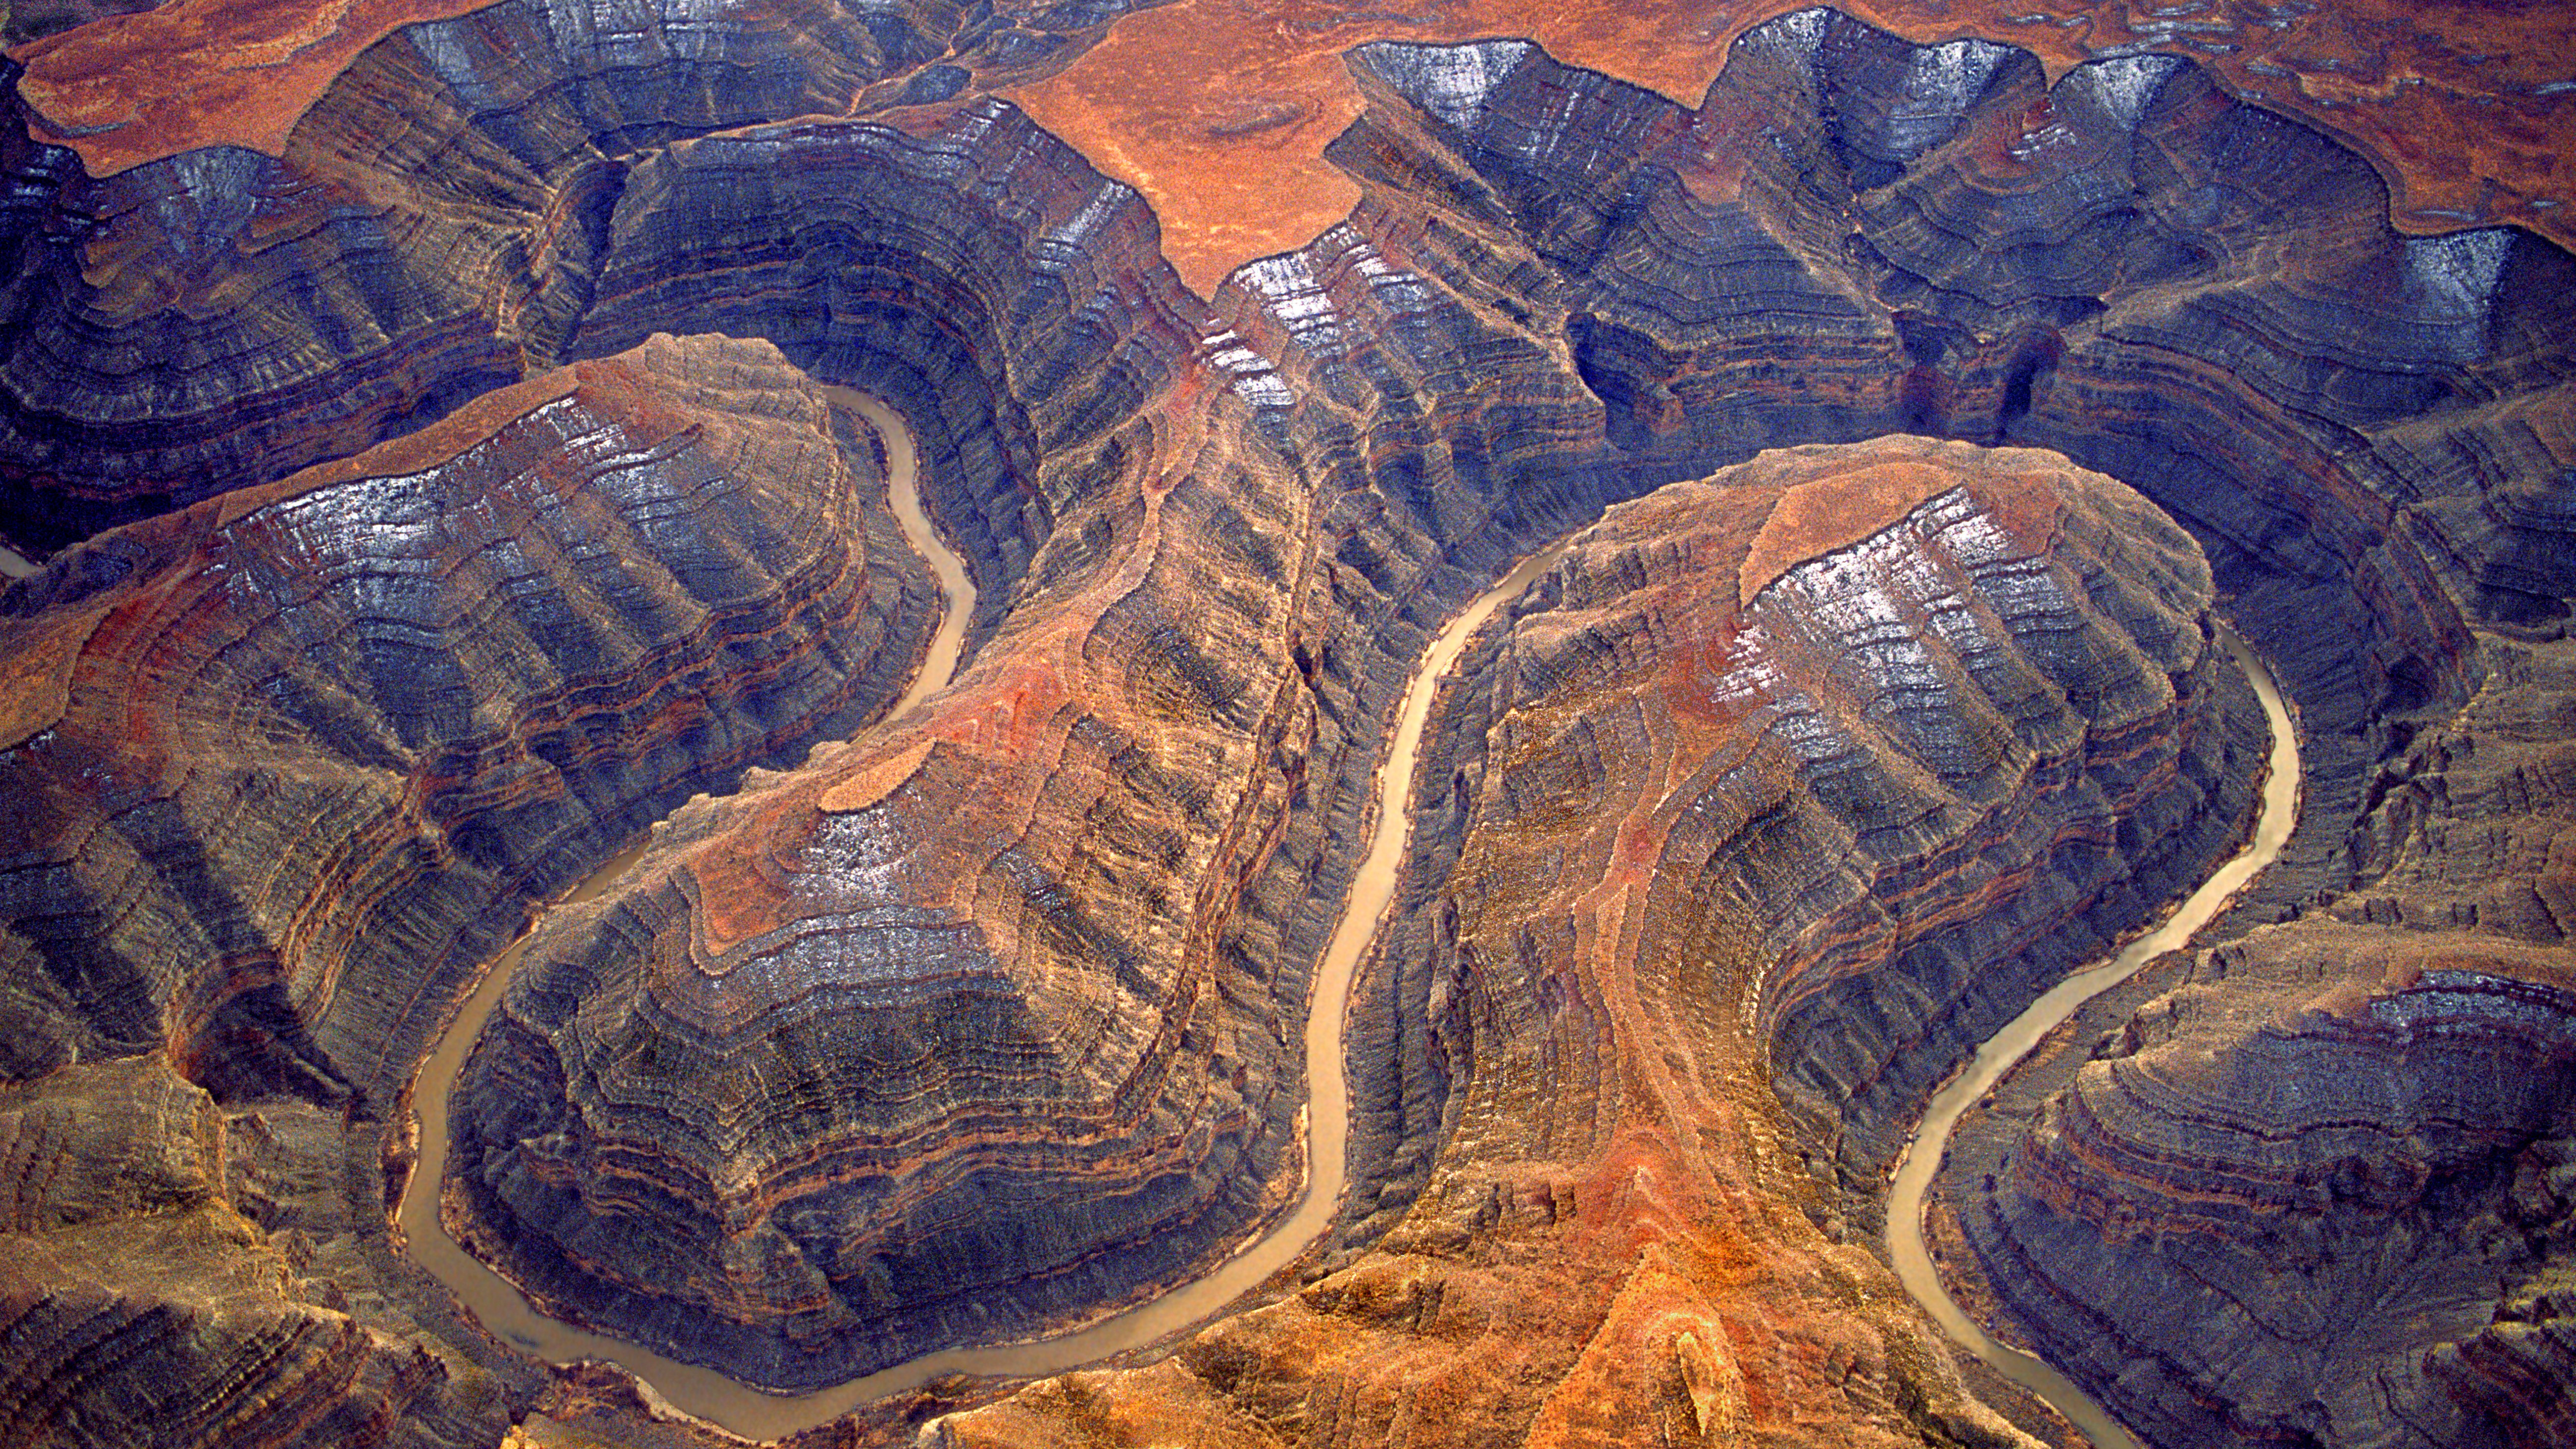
[0,5,2569,1449]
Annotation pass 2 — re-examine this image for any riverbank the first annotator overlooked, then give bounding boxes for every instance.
[1884,625,2303,1449]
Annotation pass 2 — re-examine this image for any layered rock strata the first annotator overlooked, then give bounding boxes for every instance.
[0,1056,509,1449]
[0,5,2567,1447]
[1196,18,2506,1239]
[940,432,2261,1447]
[1951,928,2576,1449]
[7,0,1152,174]
[936,21,2570,1445]
[0,331,934,1098]
[0,331,948,1445]
[1941,630,2576,1449]
[0,0,1161,552]
[442,347,1324,1391]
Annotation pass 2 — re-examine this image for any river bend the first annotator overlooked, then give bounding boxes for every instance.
[398,389,1566,1437]
[403,400,2295,1443]
[1884,626,2303,1449]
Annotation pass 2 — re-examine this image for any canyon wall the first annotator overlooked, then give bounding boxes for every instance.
[0,4,2567,1447]
[1939,629,2576,1448]
[0,329,938,1444]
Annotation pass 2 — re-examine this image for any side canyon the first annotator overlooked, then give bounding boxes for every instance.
[0,6,2569,1449]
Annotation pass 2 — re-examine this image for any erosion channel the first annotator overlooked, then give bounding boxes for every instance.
[398,389,1570,1437]
[403,389,2300,1442]
[1886,627,2304,1449]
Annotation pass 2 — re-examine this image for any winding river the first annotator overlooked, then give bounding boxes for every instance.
[1884,626,2303,1449]
[398,390,1570,1438]
[402,393,2297,1443]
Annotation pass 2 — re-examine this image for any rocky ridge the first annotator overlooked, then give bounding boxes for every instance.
[966,435,2260,1449]
[0,328,940,1446]
[443,330,1324,1391]
[0,5,2567,1447]
[1939,631,2576,1448]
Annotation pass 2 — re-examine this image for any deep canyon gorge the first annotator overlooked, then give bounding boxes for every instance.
[0,3,2571,1448]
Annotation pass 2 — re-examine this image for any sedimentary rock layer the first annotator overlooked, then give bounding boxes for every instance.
[8,0,1152,171]
[1943,629,2576,1449]
[0,5,2569,1447]
[1955,927,2576,1449]
[0,0,1165,551]
[0,330,933,1099]
[941,432,2259,1447]
[0,1056,508,1449]
[940,20,2569,1446]
[442,342,1324,1390]
[17,0,2572,292]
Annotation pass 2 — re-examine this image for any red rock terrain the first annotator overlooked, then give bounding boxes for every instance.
[0,329,941,1444]
[444,314,1326,1391]
[0,4,2568,1449]
[11,0,2573,290]
[932,436,2262,1449]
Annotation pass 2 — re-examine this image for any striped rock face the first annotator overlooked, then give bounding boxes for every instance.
[0,4,2571,1446]
[439,432,2260,1398]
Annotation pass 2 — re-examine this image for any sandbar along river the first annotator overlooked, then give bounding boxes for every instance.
[400,387,1568,1437]
[1884,625,2302,1449]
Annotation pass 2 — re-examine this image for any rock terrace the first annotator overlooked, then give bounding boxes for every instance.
[0,6,2569,1447]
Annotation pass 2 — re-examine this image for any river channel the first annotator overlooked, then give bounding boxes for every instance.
[1883,626,2303,1449]
[398,388,1570,1437]
[402,394,2297,1442]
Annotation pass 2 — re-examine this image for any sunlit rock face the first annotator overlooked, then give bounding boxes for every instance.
[1946,631,2576,1449]
[0,0,2571,1444]
[443,344,1325,1392]
[0,1055,511,1449]
[944,432,2261,1448]
[0,0,1156,551]
[1970,933,2576,1449]
[0,332,933,1097]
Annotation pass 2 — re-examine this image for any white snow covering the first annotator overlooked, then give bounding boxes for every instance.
[2403,228,2515,318]
[1894,40,2012,145]
[2068,54,2183,130]
[1378,40,1535,132]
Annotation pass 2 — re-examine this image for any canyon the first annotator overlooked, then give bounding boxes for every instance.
[0,4,2569,1449]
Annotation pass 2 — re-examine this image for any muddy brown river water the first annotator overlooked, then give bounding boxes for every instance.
[397,388,1568,1437]
[401,400,2298,1444]
[1884,626,2302,1449]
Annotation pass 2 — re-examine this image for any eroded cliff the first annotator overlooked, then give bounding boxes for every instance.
[0,4,2568,1448]
[943,436,2263,1449]
[0,329,941,1444]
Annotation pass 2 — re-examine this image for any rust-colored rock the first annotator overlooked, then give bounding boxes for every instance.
[0,330,934,1099]
[0,5,2570,1448]
[937,433,2258,1448]
[0,1055,511,1449]
[1941,629,2576,1449]
[443,354,1327,1390]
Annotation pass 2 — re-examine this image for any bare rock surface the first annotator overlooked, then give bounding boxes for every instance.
[0,331,933,1095]
[0,330,938,1448]
[0,1056,511,1449]
[443,343,1326,1391]
[1940,632,2576,1449]
[0,4,2570,1447]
